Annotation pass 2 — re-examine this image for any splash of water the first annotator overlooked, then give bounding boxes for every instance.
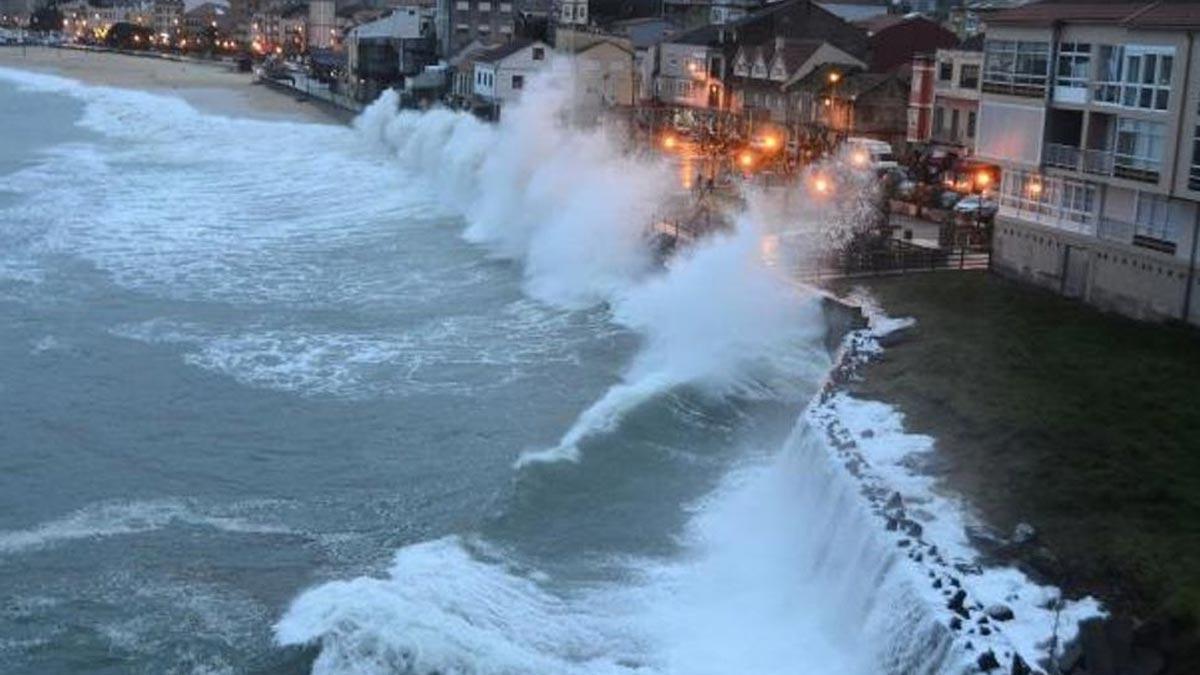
[357,64,838,466]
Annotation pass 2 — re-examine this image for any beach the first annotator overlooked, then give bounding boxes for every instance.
[0,46,339,123]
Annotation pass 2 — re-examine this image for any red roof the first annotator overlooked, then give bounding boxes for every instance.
[986,0,1200,28]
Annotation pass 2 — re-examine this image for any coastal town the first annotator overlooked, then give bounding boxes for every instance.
[2,0,1200,674]
[5,0,1200,325]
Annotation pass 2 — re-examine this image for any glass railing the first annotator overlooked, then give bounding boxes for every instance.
[1081,149,1114,176]
[1044,143,1080,169]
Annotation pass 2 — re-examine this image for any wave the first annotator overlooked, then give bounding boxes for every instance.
[357,65,831,467]
[0,499,291,557]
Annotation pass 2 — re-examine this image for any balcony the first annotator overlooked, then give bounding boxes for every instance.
[981,78,1046,99]
[1044,143,1080,170]
[1113,162,1161,184]
[931,128,971,148]
[1082,149,1113,176]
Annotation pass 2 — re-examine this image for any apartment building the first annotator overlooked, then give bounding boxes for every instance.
[650,0,868,112]
[976,0,1200,324]
[908,44,982,155]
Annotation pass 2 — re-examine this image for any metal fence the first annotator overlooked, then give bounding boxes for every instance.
[796,238,991,282]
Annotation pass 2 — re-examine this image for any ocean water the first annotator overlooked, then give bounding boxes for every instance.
[0,67,953,675]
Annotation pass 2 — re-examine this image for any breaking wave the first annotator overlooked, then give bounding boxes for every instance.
[276,65,954,675]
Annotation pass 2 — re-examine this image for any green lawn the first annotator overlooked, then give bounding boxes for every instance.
[832,271,1200,656]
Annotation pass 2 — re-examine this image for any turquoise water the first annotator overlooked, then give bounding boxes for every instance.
[0,71,844,674]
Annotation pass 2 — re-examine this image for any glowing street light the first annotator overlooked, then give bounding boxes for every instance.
[851,150,868,167]
[975,170,992,189]
[813,176,831,195]
[739,151,754,169]
[662,134,678,151]
[828,71,841,84]
[1027,181,1043,197]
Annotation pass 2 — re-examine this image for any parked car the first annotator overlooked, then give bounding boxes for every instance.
[937,190,963,210]
[843,137,899,172]
[893,178,918,200]
[953,195,999,220]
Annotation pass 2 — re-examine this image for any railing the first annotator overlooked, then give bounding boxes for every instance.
[795,237,991,281]
[1044,143,1080,170]
[981,78,1046,98]
[1112,161,1160,184]
[1081,149,1114,176]
[931,128,970,146]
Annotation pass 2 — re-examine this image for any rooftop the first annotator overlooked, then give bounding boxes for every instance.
[986,0,1200,29]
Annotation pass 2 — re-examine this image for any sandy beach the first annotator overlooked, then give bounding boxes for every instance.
[0,46,343,123]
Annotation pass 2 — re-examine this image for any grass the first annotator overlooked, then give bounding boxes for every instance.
[831,271,1200,647]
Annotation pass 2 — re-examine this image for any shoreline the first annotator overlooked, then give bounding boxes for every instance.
[832,272,1200,675]
[814,293,1101,674]
[0,46,345,124]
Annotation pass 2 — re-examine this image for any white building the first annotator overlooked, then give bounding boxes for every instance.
[978,0,1200,324]
[472,39,550,115]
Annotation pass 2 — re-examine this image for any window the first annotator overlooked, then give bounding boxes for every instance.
[1094,45,1123,104]
[933,106,944,132]
[499,2,511,11]
[512,74,523,89]
[967,111,977,138]
[983,39,1049,96]
[1095,45,1173,111]
[959,64,979,89]
[455,1,468,8]
[1190,122,1200,190]
[999,170,1097,233]
[478,1,490,10]
[1115,118,1165,181]
[1134,192,1182,249]
[477,23,490,32]
[938,61,953,82]
[561,4,572,20]
[1055,42,1090,91]
[532,47,544,60]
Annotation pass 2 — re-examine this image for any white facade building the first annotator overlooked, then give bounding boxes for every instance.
[472,40,549,105]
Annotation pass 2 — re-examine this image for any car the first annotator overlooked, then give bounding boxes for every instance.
[953,195,999,220]
[936,190,963,210]
[893,178,918,200]
[843,137,899,171]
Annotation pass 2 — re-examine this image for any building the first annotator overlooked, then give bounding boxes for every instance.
[307,0,334,48]
[346,5,437,100]
[649,0,869,112]
[606,17,677,102]
[575,38,636,112]
[185,2,233,39]
[908,44,982,155]
[448,39,490,105]
[853,13,959,73]
[977,0,1200,324]
[788,63,909,147]
[813,0,886,22]
[472,39,550,116]
[153,0,184,39]
[437,0,517,56]
[730,36,864,124]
